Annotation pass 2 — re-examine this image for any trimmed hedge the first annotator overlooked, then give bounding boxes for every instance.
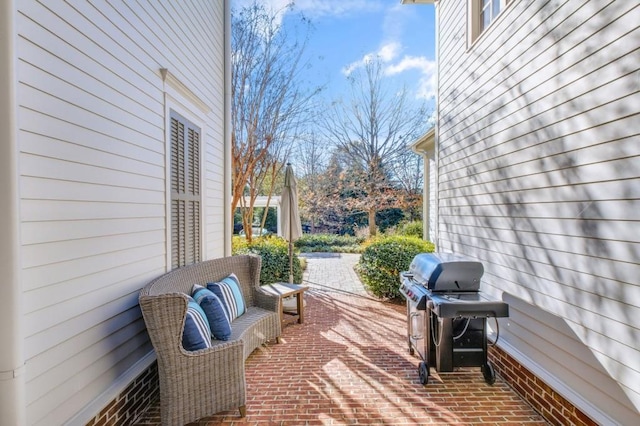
[232,236,303,285]
[357,235,435,299]
[294,234,365,253]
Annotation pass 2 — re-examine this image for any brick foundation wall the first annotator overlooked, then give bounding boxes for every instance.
[489,345,597,426]
[85,362,159,426]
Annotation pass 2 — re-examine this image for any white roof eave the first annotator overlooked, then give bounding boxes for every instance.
[408,127,435,155]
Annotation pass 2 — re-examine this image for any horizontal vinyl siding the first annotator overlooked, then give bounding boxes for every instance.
[202,0,227,259]
[205,124,226,258]
[436,0,639,424]
[500,293,637,421]
[17,1,226,424]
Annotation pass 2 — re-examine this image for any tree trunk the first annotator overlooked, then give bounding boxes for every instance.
[368,208,377,236]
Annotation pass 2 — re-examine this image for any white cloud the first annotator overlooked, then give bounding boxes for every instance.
[378,42,401,62]
[232,0,436,100]
[384,55,432,75]
[385,55,437,99]
[341,50,436,100]
[338,2,436,99]
[341,56,370,77]
[415,70,438,100]
[341,42,400,76]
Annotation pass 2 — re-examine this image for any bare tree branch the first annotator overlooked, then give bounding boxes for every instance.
[320,58,429,235]
[231,2,321,240]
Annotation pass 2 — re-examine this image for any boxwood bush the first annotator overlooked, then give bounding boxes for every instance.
[232,236,303,285]
[396,220,423,238]
[357,235,435,299]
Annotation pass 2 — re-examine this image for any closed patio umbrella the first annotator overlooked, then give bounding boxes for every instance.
[281,163,302,283]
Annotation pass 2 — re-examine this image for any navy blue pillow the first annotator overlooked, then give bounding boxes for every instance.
[182,296,212,351]
[192,285,232,341]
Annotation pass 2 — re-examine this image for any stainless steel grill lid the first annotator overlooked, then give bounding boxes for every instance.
[409,252,484,291]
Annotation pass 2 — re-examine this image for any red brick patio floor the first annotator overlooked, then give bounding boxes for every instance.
[134,288,548,425]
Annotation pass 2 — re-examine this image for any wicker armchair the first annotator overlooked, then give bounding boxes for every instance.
[139,255,281,426]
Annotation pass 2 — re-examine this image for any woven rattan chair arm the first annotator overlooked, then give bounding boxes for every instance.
[252,289,280,312]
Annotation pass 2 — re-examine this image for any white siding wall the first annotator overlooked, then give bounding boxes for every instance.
[435,0,639,424]
[16,1,227,424]
[427,154,437,243]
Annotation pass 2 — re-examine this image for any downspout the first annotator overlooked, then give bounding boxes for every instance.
[433,1,441,249]
[0,0,26,424]
[423,154,431,242]
[223,0,232,256]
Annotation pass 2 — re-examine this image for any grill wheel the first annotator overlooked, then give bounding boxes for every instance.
[418,361,429,385]
[482,362,495,385]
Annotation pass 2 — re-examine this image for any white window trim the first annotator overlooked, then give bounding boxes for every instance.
[161,69,210,271]
[468,0,510,47]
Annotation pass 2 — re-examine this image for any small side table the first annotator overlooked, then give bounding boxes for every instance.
[261,283,308,324]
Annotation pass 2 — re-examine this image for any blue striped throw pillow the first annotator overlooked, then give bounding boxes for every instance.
[207,273,246,322]
[192,284,232,341]
[182,296,212,351]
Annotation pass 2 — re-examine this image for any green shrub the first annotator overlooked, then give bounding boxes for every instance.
[295,233,365,253]
[357,235,434,299]
[232,235,251,252]
[397,220,423,238]
[232,236,303,285]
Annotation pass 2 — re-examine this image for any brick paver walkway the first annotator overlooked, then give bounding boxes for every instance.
[134,253,547,425]
[301,252,368,297]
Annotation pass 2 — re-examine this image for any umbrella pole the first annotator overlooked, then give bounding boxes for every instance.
[288,241,293,284]
[289,167,293,283]
[289,191,293,283]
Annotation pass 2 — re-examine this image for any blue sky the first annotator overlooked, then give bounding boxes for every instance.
[231,0,437,107]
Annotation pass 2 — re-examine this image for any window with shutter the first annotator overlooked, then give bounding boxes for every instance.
[170,110,201,268]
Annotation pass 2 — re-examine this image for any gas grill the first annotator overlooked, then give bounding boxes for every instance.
[399,253,509,385]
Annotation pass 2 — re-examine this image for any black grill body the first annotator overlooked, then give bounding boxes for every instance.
[399,253,509,385]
